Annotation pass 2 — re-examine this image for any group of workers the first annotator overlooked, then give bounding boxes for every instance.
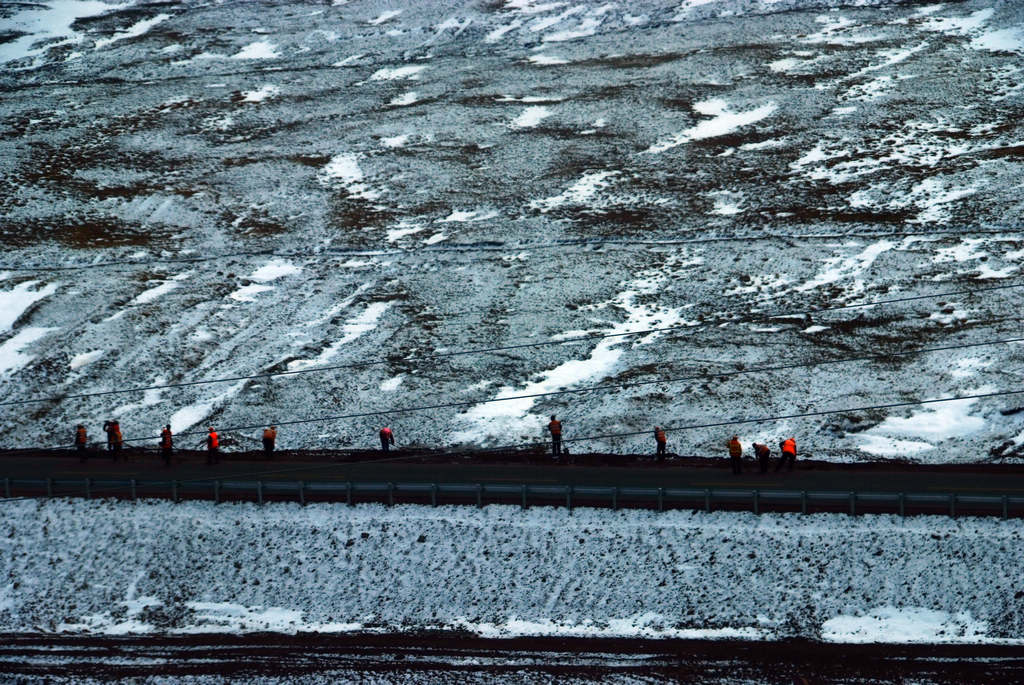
[545,415,798,472]
[74,422,279,466]
[71,416,799,471]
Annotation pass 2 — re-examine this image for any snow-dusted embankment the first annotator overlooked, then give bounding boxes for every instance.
[2,499,1023,642]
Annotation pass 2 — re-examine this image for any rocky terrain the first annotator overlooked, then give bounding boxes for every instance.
[1,0,1023,461]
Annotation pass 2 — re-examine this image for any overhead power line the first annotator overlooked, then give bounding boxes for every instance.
[563,388,1024,446]
[35,335,1024,449]
[3,281,1021,408]
[2,225,1022,272]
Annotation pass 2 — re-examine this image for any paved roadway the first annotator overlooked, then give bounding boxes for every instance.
[2,448,1024,492]
[3,450,1024,513]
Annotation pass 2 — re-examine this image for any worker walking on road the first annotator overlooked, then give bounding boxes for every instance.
[548,415,563,460]
[777,437,797,472]
[160,425,173,466]
[654,426,667,462]
[204,426,219,465]
[727,435,743,474]
[103,420,123,460]
[753,442,771,474]
[75,424,88,461]
[379,426,394,453]
[263,425,277,459]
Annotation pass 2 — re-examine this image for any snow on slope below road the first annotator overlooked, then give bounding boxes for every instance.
[4,499,1024,643]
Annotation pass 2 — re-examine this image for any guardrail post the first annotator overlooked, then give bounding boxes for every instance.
[657,488,664,512]
[388,482,395,507]
[753,489,759,515]
[214,480,220,504]
[801,490,807,515]
[899,492,905,518]
[257,481,264,506]
[849,491,855,516]
[3,477,9,498]
[432,483,439,507]
[346,482,353,506]
[46,478,53,497]
[130,479,137,501]
[298,481,305,506]
[1003,495,1009,520]
[704,489,711,513]
[949,493,955,518]
[85,478,91,499]
[613,487,619,511]
[521,484,527,510]
[476,484,483,508]
[172,480,179,503]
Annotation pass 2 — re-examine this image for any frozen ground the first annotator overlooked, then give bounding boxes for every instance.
[1,0,1023,461]
[2,498,1024,643]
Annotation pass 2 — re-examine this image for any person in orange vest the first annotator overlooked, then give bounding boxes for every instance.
[727,435,742,474]
[654,426,667,462]
[103,420,123,460]
[548,415,562,459]
[74,424,89,461]
[262,425,277,459]
[205,426,219,464]
[160,425,173,466]
[777,437,796,472]
[379,426,395,453]
[753,442,771,474]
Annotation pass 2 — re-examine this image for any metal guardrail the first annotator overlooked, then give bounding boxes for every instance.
[3,477,1023,518]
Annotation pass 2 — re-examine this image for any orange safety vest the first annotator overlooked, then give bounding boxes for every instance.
[654,428,666,443]
[728,439,742,458]
[111,427,123,445]
[379,427,393,442]
[782,438,796,455]
[75,427,87,445]
[208,431,219,449]
[548,420,562,436]
[263,429,276,442]
[160,429,172,448]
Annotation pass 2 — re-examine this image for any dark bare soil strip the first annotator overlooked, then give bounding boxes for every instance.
[1,633,1023,682]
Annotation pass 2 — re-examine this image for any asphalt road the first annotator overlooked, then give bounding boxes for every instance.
[4,449,1024,516]
[3,448,1024,492]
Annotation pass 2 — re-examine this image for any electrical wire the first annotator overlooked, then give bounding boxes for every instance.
[2,225,1022,272]
[3,280,1021,408]
[30,334,1024,449]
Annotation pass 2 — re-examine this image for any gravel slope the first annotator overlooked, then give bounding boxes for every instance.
[0,0,1022,460]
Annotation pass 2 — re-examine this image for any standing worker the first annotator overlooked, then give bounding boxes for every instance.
[727,435,742,475]
[753,442,771,474]
[160,425,173,466]
[654,426,667,462]
[103,420,123,460]
[75,424,88,462]
[548,415,563,460]
[205,426,219,465]
[379,426,394,453]
[777,437,797,472]
[262,425,277,459]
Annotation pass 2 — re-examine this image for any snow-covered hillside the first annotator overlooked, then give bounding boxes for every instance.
[3,498,1024,642]
[1,0,1023,460]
